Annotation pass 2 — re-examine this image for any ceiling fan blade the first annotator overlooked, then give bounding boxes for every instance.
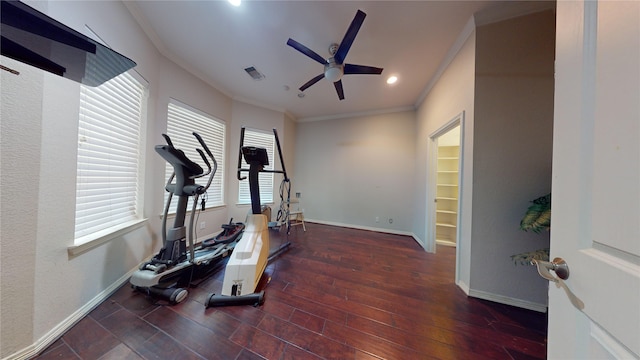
[287,38,327,65]
[334,80,345,100]
[299,73,325,92]
[344,64,383,75]
[334,10,366,64]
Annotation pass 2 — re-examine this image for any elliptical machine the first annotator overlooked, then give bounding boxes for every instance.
[205,127,291,307]
[130,132,239,304]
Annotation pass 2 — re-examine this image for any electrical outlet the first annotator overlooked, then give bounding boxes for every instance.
[375,217,379,223]
[200,221,206,230]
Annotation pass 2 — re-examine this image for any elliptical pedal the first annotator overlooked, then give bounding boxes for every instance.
[202,218,245,247]
[133,285,188,304]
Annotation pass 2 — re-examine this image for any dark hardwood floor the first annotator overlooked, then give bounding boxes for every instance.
[36,223,547,360]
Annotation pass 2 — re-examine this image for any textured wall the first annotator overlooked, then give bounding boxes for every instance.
[0,57,42,358]
[2,1,233,357]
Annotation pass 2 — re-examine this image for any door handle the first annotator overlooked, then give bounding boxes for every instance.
[532,257,570,282]
[532,257,584,310]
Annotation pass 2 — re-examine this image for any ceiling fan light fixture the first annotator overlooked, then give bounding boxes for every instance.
[325,66,343,82]
[286,9,381,100]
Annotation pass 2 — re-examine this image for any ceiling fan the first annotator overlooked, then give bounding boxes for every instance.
[286,9,383,101]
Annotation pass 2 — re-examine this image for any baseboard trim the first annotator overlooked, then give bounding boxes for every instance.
[4,268,138,360]
[305,219,415,237]
[305,219,428,251]
[468,288,548,313]
[412,233,427,250]
[457,280,471,295]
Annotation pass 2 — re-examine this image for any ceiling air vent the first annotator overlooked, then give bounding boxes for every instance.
[244,66,265,81]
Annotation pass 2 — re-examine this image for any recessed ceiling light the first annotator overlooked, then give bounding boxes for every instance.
[386,76,398,85]
[228,0,241,6]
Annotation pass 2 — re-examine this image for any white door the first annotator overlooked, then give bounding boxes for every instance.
[550,1,640,358]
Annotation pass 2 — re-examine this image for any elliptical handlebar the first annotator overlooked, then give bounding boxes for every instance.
[160,132,217,194]
[237,128,247,181]
[193,132,214,163]
[192,131,217,193]
[162,133,175,147]
[195,148,210,175]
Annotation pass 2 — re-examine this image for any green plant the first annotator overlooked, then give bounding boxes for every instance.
[511,193,551,265]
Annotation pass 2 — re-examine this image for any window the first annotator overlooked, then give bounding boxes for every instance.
[238,128,275,205]
[164,100,225,213]
[74,71,147,244]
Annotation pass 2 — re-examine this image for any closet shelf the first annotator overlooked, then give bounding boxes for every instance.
[436,197,458,201]
[436,222,457,228]
[437,210,457,214]
[436,143,459,246]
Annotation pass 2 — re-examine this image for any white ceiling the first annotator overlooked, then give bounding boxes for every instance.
[124,1,539,121]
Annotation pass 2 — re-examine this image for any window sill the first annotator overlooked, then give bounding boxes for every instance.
[236,202,274,206]
[158,204,226,218]
[68,218,148,259]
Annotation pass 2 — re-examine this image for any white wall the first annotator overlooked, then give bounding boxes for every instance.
[283,113,298,185]
[413,8,555,310]
[294,111,416,232]
[152,56,234,241]
[469,10,555,308]
[0,2,556,357]
[1,56,43,359]
[2,1,164,356]
[0,1,295,358]
[414,29,477,287]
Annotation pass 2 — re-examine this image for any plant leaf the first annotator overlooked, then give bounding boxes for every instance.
[520,193,551,233]
[510,248,550,265]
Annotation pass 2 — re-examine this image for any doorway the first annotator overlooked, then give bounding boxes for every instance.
[434,125,460,247]
[426,112,464,259]
[427,113,463,282]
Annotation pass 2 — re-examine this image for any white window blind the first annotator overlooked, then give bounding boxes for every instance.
[238,129,275,205]
[164,100,225,213]
[75,71,146,242]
